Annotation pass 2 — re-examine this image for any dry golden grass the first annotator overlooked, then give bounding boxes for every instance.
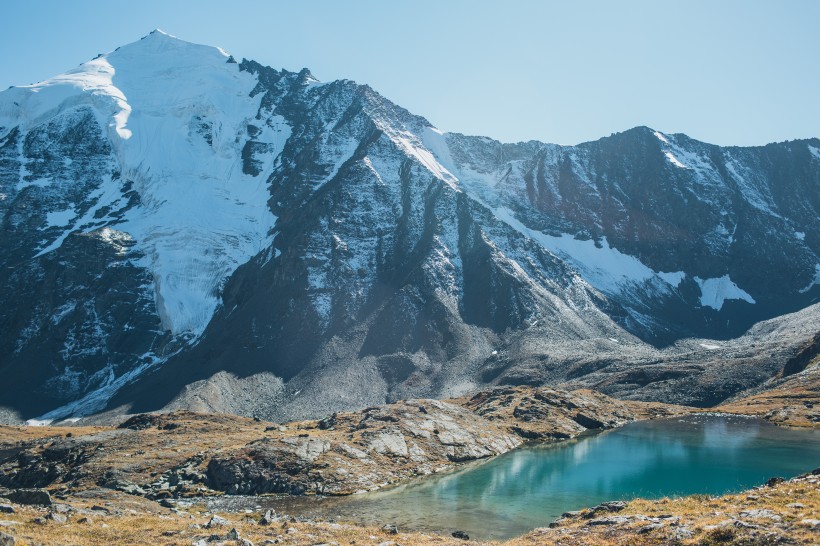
[2,473,818,545]
[2,382,818,545]
[716,360,820,427]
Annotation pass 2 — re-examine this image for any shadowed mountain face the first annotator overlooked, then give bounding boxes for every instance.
[0,31,817,423]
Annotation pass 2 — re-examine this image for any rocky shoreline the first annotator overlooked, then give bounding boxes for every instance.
[0,381,817,545]
[0,387,687,501]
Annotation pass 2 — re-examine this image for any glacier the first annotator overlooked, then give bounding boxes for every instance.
[1,30,281,336]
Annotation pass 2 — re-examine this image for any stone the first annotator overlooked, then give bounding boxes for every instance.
[451,530,470,540]
[764,476,784,487]
[226,528,239,540]
[561,510,583,518]
[586,516,630,526]
[582,500,628,519]
[205,515,229,528]
[740,509,781,521]
[0,508,11,515]
[46,512,67,523]
[381,523,398,534]
[675,526,693,540]
[77,517,92,524]
[258,509,276,525]
[596,500,627,512]
[637,523,664,534]
[787,502,805,509]
[0,531,14,546]
[6,489,52,506]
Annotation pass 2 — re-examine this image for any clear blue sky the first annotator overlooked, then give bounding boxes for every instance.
[2,0,818,146]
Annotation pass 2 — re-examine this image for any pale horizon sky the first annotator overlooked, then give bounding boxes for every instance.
[2,0,818,146]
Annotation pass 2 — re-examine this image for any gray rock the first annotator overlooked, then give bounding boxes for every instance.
[46,512,66,523]
[596,500,627,512]
[381,523,398,534]
[226,528,239,540]
[740,508,781,521]
[451,530,470,540]
[586,516,631,526]
[561,510,583,518]
[675,526,693,540]
[0,531,14,546]
[205,515,229,528]
[258,509,276,525]
[7,489,52,506]
[637,523,664,534]
[582,500,628,519]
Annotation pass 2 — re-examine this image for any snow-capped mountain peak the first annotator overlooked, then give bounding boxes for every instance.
[1,30,282,336]
[0,31,817,424]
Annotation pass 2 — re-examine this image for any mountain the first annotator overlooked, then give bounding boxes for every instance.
[0,31,817,424]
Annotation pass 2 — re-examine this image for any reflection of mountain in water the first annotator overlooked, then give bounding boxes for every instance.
[282,415,820,540]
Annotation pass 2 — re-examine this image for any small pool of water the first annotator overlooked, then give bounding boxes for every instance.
[208,414,820,540]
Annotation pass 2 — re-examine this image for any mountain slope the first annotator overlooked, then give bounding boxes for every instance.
[0,31,817,423]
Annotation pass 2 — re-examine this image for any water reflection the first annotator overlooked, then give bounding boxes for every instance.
[222,415,820,540]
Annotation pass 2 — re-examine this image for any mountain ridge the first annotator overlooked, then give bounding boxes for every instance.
[0,31,817,424]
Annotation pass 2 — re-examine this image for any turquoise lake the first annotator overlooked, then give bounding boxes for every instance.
[226,414,820,540]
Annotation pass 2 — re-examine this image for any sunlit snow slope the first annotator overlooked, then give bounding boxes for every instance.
[1,30,280,335]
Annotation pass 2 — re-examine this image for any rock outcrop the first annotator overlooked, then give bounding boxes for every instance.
[0,387,686,499]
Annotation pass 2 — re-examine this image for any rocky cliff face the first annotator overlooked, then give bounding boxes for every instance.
[0,31,817,423]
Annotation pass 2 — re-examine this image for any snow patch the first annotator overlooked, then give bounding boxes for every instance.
[17,177,53,190]
[658,271,686,287]
[799,264,820,293]
[694,275,756,310]
[724,155,780,217]
[11,32,285,336]
[94,227,133,255]
[375,122,458,190]
[45,207,76,227]
[653,130,670,144]
[700,343,721,350]
[34,349,180,421]
[493,206,685,296]
[795,231,805,241]
[51,301,77,325]
[25,419,54,427]
[809,145,820,161]
[664,151,687,169]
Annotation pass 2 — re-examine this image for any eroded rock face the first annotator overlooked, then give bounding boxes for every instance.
[460,386,683,441]
[0,387,678,499]
[205,399,522,495]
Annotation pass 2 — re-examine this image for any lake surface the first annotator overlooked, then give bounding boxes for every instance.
[212,414,820,540]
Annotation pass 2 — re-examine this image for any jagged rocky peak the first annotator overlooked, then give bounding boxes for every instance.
[0,31,817,425]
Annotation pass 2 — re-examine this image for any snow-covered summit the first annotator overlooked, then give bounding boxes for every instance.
[0,29,282,336]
